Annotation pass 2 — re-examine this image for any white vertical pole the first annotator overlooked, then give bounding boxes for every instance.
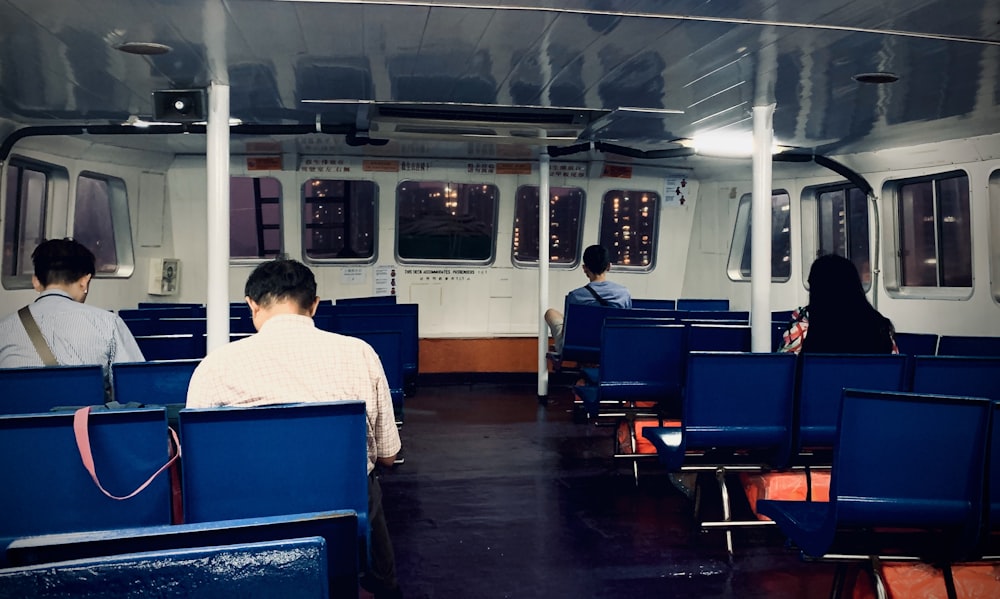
[751,104,775,352]
[206,82,231,353]
[537,152,551,399]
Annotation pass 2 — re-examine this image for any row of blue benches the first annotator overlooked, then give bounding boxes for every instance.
[0,401,369,597]
[555,303,1000,368]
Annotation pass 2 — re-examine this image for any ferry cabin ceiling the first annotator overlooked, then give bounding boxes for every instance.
[0,1,998,385]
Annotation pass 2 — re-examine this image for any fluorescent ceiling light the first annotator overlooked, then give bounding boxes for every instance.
[691,131,779,157]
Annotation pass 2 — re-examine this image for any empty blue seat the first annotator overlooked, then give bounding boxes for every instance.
[630,298,676,310]
[575,323,687,418]
[318,303,419,389]
[134,335,207,361]
[937,335,1000,357]
[676,298,730,311]
[893,332,939,356]
[758,390,991,562]
[910,356,1000,402]
[5,510,359,598]
[0,408,173,554]
[795,354,909,453]
[0,537,331,599]
[179,402,369,554]
[686,323,751,353]
[556,303,626,365]
[0,365,105,415]
[112,360,200,407]
[337,295,397,305]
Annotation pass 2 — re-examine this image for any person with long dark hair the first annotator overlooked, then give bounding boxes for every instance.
[780,254,897,354]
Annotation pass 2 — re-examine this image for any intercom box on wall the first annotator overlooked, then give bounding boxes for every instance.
[148,258,180,296]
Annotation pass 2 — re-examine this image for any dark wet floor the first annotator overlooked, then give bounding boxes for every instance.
[379,382,838,599]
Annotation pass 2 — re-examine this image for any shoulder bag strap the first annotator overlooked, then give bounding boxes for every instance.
[17,306,59,366]
[584,284,612,307]
[73,406,181,501]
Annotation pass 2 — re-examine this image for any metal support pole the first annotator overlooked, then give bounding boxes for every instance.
[750,104,775,352]
[537,152,551,400]
[206,82,231,353]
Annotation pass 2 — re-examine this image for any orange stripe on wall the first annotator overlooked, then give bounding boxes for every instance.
[419,338,543,373]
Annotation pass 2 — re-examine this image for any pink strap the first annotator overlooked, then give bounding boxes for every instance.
[73,406,181,501]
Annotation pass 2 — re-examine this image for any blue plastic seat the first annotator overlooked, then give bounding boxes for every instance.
[134,334,207,361]
[795,354,908,454]
[676,298,730,311]
[5,510,359,598]
[0,537,331,599]
[910,356,1000,403]
[937,335,1000,357]
[0,408,173,555]
[630,298,676,310]
[893,332,939,356]
[758,390,991,562]
[178,402,369,557]
[686,323,751,353]
[555,303,626,365]
[0,364,105,415]
[112,359,200,407]
[342,330,405,420]
[575,322,687,418]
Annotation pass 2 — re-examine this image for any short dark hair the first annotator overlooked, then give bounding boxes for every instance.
[582,245,611,275]
[31,238,96,286]
[244,259,317,311]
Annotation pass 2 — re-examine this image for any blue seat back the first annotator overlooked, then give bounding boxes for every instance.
[0,408,173,541]
[561,303,624,362]
[179,402,368,543]
[832,390,990,549]
[598,323,687,404]
[910,356,1000,402]
[630,298,676,310]
[337,295,397,305]
[112,360,200,406]
[343,330,404,412]
[134,335,207,361]
[0,365,105,415]
[682,352,798,467]
[796,354,908,450]
[893,332,939,356]
[937,335,1000,357]
[686,323,751,352]
[991,401,1000,532]
[6,510,358,597]
[676,298,730,311]
[0,537,330,599]
[318,303,419,378]
[120,306,205,319]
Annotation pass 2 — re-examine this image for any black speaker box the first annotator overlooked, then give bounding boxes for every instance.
[152,88,207,122]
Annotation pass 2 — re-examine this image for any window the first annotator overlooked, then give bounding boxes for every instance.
[396,181,498,263]
[896,171,971,288]
[73,173,134,276]
[231,176,282,260]
[303,179,377,261]
[597,189,659,269]
[815,184,871,288]
[512,185,584,266]
[728,190,792,281]
[2,159,68,289]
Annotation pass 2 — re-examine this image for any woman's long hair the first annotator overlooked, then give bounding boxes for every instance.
[802,254,895,354]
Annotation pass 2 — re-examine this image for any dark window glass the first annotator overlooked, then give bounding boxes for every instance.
[3,164,48,279]
[231,176,282,259]
[303,179,377,261]
[733,191,792,281]
[598,189,659,268]
[512,185,584,264]
[396,181,498,262]
[74,175,119,273]
[898,172,971,287]
[817,185,871,287]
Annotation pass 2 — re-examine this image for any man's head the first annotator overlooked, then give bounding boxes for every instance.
[31,238,96,301]
[582,245,611,278]
[244,259,319,328]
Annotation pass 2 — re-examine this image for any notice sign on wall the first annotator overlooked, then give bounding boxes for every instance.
[664,176,689,206]
[374,265,396,296]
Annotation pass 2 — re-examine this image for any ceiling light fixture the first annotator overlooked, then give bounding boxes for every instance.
[115,42,173,55]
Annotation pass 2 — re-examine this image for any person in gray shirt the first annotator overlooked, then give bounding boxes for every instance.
[0,238,144,379]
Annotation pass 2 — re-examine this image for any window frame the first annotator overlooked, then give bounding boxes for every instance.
[230,175,284,263]
[301,178,379,265]
[394,179,499,266]
[2,157,69,290]
[73,171,135,278]
[510,184,585,269]
[801,182,872,291]
[596,188,661,272]
[727,189,792,283]
[883,169,973,300]
[990,169,1000,305]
